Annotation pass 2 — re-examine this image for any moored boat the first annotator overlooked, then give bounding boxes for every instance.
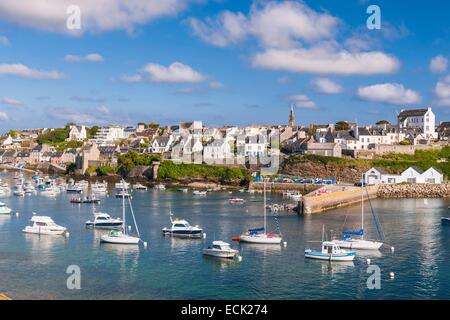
[304,241,356,262]
[0,202,12,215]
[100,180,144,246]
[162,214,203,238]
[203,241,239,259]
[86,212,123,229]
[22,216,68,236]
[239,181,283,245]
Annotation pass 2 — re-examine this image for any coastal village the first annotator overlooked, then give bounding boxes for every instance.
[0,106,448,185]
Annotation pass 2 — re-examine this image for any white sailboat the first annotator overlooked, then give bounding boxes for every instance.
[239,181,282,244]
[334,179,383,250]
[100,181,144,246]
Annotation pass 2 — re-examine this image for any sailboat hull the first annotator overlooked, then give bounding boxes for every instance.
[239,234,282,244]
[100,234,140,244]
[334,239,383,250]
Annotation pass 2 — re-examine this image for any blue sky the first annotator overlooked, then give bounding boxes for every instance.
[0,0,449,131]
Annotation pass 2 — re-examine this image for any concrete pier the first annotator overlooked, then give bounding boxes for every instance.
[250,182,321,194]
[300,185,379,215]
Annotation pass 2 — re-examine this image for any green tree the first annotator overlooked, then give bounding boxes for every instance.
[335,121,350,131]
[376,120,391,125]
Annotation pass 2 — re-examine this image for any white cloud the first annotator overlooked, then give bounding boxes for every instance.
[357,83,421,105]
[252,47,400,75]
[122,62,205,84]
[49,108,106,125]
[188,11,247,47]
[0,0,190,35]
[430,55,448,74]
[188,1,338,49]
[287,94,317,109]
[65,53,104,62]
[0,63,64,80]
[208,81,224,89]
[0,35,9,46]
[248,1,338,49]
[189,2,400,76]
[0,111,8,121]
[1,97,22,106]
[97,105,110,114]
[434,75,450,106]
[311,78,343,94]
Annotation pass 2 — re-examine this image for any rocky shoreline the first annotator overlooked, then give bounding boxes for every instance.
[377,183,450,198]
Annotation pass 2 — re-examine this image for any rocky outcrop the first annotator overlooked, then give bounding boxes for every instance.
[378,183,450,198]
[281,159,371,183]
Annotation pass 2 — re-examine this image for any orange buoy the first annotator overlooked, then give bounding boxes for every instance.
[231,236,240,242]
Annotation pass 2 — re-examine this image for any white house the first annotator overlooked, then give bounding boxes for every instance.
[418,167,443,184]
[203,139,232,164]
[92,126,125,146]
[150,135,173,153]
[364,166,443,184]
[397,107,438,139]
[68,125,87,141]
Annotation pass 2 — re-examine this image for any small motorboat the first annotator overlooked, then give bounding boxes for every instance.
[133,183,148,190]
[85,212,123,229]
[229,198,245,204]
[70,197,83,204]
[193,190,207,196]
[13,185,25,197]
[177,188,188,193]
[289,192,302,201]
[66,186,83,193]
[203,241,239,259]
[0,202,12,215]
[441,217,450,225]
[162,214,203,238]
[22,216,68,236]
[154,184,166,190]
[115,190,132,198]
[304,241,356,262]
[83,196,101,204]
[91,181,108,194]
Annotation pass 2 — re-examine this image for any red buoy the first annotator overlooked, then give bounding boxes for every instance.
[231,236,240,242]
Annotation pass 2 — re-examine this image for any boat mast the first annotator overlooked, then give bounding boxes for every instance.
[122,180,126,235]
[263,180,266,235]
[361,174,364,240]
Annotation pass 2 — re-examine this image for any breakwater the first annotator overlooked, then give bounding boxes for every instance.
[300,185,378,214]
[377,183,450,198]
[250,182,321,194]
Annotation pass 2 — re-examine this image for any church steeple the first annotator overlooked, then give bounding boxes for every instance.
[289,104,295,127]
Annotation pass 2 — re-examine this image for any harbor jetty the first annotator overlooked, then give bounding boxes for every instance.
[250,182,321,194]
[299,185,378,215]
[377,183,450,198]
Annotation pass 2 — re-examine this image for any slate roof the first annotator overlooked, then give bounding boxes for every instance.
[398,108,428,122]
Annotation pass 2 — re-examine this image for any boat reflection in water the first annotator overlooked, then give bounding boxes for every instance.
[23,233,67,265]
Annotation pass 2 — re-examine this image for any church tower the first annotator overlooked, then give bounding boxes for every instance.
[289,104,295,127]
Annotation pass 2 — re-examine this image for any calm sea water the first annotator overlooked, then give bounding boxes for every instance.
[0,172,450,300]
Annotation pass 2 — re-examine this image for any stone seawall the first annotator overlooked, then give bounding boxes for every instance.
[301,185,378,214]
[377,183,450,198]
[250,182,321,194]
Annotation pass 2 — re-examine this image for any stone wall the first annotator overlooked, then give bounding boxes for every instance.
[377,183,450,198]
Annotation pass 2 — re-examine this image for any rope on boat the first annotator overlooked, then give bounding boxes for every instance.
[365,187,385,241]
[127,196,141,239]
[271,210,281,235]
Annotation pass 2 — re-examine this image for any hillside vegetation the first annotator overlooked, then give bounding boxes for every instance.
[282,147,450,182]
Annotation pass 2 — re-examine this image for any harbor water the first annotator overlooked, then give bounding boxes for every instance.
[1,173,450,299]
